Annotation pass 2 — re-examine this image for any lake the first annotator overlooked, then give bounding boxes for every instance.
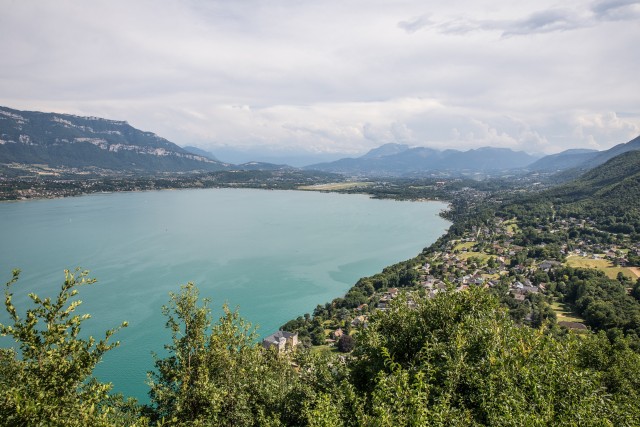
[0,188,450,401]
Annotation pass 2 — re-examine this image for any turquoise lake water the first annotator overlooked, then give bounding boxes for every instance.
[0,188,450,401]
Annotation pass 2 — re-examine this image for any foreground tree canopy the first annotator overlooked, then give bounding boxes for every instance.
[2,270,640,426]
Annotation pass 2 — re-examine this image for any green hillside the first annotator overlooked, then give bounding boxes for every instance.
[550,150,640,199]
[544,151,640,233]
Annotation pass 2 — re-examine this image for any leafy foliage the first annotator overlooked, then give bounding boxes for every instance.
[551,268,640,346]
[3,273,640,425]
[0,269,139,426]
[337,335,355,353]
[350,289,640,426]
[148,282,307,426]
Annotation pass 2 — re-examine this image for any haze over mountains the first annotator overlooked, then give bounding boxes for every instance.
[306,135,640,177]
[305,144,539,176]
[1,106,639,178]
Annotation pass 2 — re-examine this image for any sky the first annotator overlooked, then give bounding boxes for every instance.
[1,0,639,164]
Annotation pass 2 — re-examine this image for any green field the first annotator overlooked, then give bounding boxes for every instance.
[565,255,636,280]
[298,182,372,191]
[503,219,520,235]
[453,241,476,251]
[550,300,584,324]
[310,344,339,355]
[459,251,491,262]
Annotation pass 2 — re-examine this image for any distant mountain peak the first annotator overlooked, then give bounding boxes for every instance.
[361,143,411,159]
[305,144,538,176]
[183,145,220,161]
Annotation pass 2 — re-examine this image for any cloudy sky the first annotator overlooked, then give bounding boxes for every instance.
[1,0,639,163]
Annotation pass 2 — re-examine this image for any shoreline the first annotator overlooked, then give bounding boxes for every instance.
[0,188,451,402]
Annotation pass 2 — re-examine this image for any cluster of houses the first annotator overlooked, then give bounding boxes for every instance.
[260,213,640,353]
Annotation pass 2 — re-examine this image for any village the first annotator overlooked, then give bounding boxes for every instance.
[271,206,640,353]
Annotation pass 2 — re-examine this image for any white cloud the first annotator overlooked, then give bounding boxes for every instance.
[0,0,638,158]
[398,0,640,37]
[572,111,640,148]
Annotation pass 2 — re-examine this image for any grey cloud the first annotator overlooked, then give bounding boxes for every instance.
[398,11,585,38]
[1,0,638,156]
[401,0,639,38]
[592,0,640,20]
[436,19,487,35]
[397,16,433,34]
[398,15,486,35]
[502,9,586,37]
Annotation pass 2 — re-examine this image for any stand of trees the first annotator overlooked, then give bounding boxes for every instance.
[549,267,640,347]
[2,270,640,425]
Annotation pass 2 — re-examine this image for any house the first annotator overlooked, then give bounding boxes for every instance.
[558,321,588,331]
[351,315,368,327]
[262,331,298,353]
[538,260,561,271]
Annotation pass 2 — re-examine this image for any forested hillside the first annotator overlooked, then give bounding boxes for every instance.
[546,150,640,234]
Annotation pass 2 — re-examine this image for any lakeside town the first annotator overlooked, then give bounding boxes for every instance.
[275,179,640,354]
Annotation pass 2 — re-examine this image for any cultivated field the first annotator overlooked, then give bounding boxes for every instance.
[298,182,372,191]
[565,255,636,280]
[550,300,584,324]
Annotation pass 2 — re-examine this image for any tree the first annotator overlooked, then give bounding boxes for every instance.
[632,279,640,301]
[147,282,303,426]
[0,269,139,426]
[349,288,633,425]
[310,324,326,346]
[147,282,213,423]
[337,334,355,353]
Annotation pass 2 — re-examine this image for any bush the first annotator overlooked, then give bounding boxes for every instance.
[337,334,355,353]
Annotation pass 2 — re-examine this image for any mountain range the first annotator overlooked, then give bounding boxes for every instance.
[0,106,228,173]
[1,106,639,177]
[304,144,539,176]
[527,135,640,173]
[526,149,599,172]
[304,135,640,177]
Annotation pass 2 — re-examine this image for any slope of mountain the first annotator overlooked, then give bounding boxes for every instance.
[235,161,296,171]
[528,149,599,172]
[504,150,640,234]
[201,146,351,168]
[305,145,538,176]
[360,143,411,159]
[183,145,220,161]
[580,135,640,169]
[0,106,228,173]
[537,151,640,234]
[445,147,537,170]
